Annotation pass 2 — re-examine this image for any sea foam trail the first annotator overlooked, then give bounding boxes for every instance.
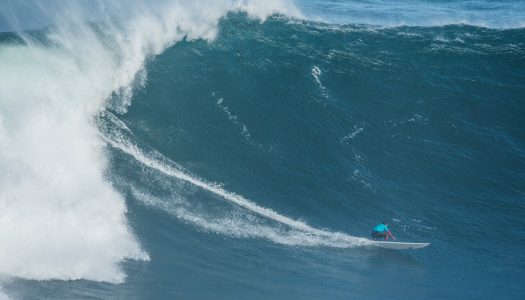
[0,0,301,284]
[100,113,370,248]
[129,187,360,247]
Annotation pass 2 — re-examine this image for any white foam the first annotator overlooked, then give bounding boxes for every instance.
[311,66,329,100]
[341,126,364,142]
[0,44,148,283]
[214,93,251,140]
[0,0,301,284]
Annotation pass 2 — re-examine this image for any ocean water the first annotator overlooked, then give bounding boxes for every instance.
[0,0,524,299]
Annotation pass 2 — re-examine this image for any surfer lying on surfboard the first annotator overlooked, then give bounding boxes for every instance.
[371,221,396,240]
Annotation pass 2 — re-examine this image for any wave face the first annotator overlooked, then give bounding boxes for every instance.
[1,1,525,299]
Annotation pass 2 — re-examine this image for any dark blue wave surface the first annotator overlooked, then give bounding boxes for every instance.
[2,13,525,300]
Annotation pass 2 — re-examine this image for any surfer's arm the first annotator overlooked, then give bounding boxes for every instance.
[387,230,396,240]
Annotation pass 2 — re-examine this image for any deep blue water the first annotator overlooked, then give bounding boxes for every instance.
[1,1,524,299]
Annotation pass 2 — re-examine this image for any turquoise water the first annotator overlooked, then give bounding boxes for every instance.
[0,1,524,299]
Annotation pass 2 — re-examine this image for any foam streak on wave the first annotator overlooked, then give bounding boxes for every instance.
[101,117,370,248]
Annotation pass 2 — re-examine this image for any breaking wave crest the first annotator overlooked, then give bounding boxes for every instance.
[0,0,299,284]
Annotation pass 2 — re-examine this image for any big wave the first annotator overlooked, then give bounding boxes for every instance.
[0,0,299,285]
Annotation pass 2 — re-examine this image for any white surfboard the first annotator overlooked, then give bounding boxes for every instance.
[368,240,430,250]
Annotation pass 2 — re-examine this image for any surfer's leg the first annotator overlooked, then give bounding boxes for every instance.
[372,231,388,240]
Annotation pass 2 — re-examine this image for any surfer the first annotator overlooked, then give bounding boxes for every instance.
[371,221,396,240]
